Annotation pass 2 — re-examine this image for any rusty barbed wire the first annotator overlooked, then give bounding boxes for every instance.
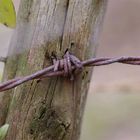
[0,52,140,92]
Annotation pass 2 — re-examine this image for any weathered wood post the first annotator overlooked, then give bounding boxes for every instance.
[0,0,107,139]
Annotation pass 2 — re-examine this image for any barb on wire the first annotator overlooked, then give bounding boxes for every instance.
[0,53,140,92]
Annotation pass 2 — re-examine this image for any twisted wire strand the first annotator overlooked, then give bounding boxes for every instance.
[0,57,7,63]
[0,56,140,92]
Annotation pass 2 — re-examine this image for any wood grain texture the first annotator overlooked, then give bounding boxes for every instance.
[1,0,107,140]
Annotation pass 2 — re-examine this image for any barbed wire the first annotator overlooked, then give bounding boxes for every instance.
[0,57,7,63]
[0,52,140,92]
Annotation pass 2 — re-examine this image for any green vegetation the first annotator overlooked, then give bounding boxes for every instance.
[0,0,16,28]
[0,124,9,140]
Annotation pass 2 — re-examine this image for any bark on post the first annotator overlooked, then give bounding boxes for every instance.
[1,0,107,140]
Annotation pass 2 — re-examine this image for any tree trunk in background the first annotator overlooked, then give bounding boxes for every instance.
[0,0,107,140]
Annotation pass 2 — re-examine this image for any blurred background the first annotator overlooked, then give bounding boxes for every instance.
[1,0,140,140]
[82,1,140,140]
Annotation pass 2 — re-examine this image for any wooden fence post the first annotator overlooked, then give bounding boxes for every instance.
[0,0,107,139]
